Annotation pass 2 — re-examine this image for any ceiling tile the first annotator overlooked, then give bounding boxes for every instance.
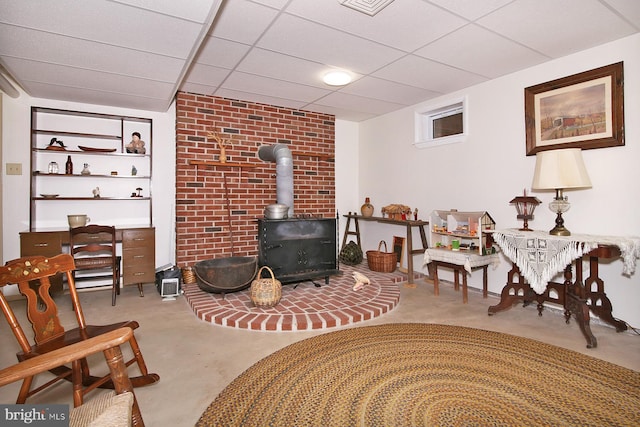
[373,55,487,93]
[0,0,204,59]
[287,0,468,52]
[339,76,440,106]
[478,0,638,57]
[0,25,185,82]
[427,0,513,20]
[193,36,251,68]
[115,0,223,23]
[236,48,361,88]
[602,0,640,26]
[181,63,231,87]
[2,58,174,98]
[23,82,170,111]
[219,72,331,103]
[311,91,406,116]
[208,0,280,44]
[257,14,405,74]
[415,24,549,78]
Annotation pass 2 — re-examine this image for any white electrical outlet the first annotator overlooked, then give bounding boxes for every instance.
[6,163,22,175]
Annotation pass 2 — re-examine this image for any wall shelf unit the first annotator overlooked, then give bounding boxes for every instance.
[30,107,153,231]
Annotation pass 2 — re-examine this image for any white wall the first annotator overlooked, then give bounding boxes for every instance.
[1,92,176,296]
[349,33,640,327]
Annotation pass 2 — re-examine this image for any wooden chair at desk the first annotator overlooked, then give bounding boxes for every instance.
[0,254,159,408]
[69,225,122,306]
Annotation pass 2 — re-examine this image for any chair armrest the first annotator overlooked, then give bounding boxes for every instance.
[0,327,133,387]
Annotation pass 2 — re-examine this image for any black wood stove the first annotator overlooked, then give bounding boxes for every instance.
[257,217,339,284]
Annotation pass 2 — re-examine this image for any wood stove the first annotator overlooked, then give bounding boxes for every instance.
[258,217,339,284]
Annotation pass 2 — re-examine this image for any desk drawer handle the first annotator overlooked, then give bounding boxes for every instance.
[133,272,146,276]
[133,255,146,259]
[133,238,146,241]
[34,243,50,247]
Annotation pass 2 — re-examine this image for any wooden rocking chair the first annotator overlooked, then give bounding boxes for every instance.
[0,254,159,407]
[0,327,145,426]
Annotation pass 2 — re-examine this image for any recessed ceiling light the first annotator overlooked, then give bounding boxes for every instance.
[323,70,352,86]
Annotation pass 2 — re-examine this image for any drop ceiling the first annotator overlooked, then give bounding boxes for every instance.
[1,0,638,122]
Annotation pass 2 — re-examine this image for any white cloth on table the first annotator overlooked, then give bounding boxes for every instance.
[490,229,640,294]
[423,249,500,274]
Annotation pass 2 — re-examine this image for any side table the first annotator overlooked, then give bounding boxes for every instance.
[488,229,639,348]
[423,249,500,303]
[342,213,429,285]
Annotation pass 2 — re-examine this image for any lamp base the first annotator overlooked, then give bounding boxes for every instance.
[549,212,571,236]
[549,225,571,236]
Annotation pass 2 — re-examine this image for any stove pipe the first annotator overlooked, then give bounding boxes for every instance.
[258,144,294,216]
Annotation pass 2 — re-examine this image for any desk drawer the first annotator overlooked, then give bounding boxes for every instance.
[20,232,63,256]
[122,228,155,285]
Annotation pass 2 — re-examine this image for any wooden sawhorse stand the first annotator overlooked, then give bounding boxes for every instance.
[341,213,429,285]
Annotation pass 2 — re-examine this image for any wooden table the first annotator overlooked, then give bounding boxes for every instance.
[487,229,639,348]
[423,249,499,303]
[342,213,429,285]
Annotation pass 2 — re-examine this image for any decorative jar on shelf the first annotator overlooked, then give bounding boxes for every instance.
[361,197,374,217]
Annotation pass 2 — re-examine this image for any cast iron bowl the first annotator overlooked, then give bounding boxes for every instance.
[194,256,258,293]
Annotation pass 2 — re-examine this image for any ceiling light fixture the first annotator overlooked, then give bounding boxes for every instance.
[323,70,352,86]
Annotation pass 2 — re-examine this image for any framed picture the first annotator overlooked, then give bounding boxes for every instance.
[524,62,624,156]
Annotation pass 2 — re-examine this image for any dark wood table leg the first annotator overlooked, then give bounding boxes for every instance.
[482,265,488,298]
[406,223,415,285]
[488,263,530,315]
[564,262,598,348]
[583,246,628,332]
[431,263,440,296]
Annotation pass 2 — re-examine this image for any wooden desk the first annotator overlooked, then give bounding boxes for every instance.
[488,229,639,348]
[20,227,155,293]
[342,214,429,285]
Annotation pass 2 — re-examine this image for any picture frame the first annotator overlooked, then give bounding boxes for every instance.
[524,62,624,156]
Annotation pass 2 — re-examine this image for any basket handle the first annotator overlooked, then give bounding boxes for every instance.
[378,240,388,252]
[257,265,276,282]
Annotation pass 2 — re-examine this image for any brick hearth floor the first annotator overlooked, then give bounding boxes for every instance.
[183,263,422,331]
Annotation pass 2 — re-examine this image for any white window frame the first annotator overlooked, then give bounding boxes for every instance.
[414,96,468,149]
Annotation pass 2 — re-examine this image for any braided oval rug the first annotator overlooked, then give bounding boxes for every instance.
[197,323,640,426]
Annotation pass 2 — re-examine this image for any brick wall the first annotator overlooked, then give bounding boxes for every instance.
[175,92,336,267]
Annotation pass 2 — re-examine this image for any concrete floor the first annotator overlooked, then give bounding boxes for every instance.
[1,278,639,426]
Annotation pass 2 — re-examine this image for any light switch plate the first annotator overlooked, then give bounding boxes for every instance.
[6,163,22,175]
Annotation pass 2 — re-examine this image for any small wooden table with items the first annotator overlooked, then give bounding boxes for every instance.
[342,213,429,285]
[423,249,500,303]
[487,229,639,348]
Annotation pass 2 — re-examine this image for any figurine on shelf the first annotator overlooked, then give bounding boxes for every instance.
[131,187,143,198]
[81,163,91,175]
[131,165,137,176]
[126,132,146,154]
[207,125,232,163]
[92,187,101,198]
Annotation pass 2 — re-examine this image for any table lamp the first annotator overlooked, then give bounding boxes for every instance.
[531,148,592,236]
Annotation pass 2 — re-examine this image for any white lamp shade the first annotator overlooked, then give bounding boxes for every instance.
[531,148,592,190]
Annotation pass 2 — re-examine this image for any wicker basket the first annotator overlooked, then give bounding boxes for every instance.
[366,240,397,273]
[250,266,282,308]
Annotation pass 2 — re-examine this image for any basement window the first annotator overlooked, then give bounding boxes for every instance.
[414,96,468,149]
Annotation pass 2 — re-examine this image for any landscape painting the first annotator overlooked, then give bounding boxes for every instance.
[524,62,624,156]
